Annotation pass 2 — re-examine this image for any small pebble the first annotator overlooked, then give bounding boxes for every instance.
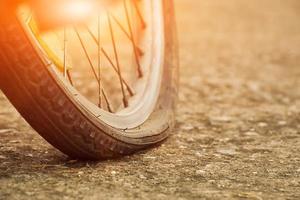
[181,125,194,131]
[78,171,84,175]
[258,122,268,127]
[210,116,232,123]
[139,174,147,180]
[0,129,14,134]
[278,121,287,126]
[244,131,259,136]
[111,171,117,175]
[217,148,237,156]
[196,170,206,176]
[144,156,156,160]
[195,152,203,157]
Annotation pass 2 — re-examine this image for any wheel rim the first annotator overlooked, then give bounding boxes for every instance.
[17,0,165,130]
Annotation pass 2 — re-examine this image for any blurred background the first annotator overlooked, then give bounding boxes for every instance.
[0,0,299,199]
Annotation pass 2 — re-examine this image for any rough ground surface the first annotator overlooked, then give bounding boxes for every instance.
[0,0,300,199]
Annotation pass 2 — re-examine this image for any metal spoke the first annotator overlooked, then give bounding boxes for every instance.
[97,13,102,108]
[110,13,144,57]
[63,27,67,77]
[83,25,134,96]
[101,48,135,97]
[67,69,74,86]
[74,27,115,111]
[74,27,99,82]
[132,0,146,29]
[107,12,128,108]
[102,89,113,113]
[124,0,143,78]
[63,28,74,86]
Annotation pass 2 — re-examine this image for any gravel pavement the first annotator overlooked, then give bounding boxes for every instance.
[0,0,300,199]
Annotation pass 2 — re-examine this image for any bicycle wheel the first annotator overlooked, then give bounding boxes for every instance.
[0,0,178,159]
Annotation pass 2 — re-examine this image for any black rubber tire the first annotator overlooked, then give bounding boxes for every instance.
[0,0,178,160]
